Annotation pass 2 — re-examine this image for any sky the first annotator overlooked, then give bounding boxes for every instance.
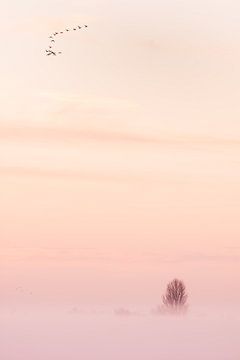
[1,0,240,359]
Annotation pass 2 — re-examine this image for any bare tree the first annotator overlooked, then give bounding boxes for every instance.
[160,278,188,314]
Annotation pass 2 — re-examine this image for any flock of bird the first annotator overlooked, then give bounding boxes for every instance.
[45,24,88,56]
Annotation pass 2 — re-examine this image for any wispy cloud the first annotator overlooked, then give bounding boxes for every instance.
[0,166,143,183]
[2,247,240,266]
[1,125,240,148]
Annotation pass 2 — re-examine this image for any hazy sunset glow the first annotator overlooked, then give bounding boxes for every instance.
[1,0,240,359]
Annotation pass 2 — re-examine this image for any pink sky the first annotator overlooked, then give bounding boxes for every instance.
[1,0,240,358]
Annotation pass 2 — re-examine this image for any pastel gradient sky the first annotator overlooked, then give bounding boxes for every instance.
[1,0,240,359]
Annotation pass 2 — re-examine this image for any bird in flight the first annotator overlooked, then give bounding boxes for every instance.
[46,49,62,56]
[46,49,56,56]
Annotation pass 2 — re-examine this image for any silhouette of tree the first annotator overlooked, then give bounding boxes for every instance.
[160,278,188,314]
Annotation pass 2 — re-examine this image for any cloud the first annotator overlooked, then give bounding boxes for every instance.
[1,125,240,148]
[40,92,137,110]
[143,251,240,264]
[0,247,141,266]
[8,13,95,35]
[2,247,240,267]
[0,166,138,182]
